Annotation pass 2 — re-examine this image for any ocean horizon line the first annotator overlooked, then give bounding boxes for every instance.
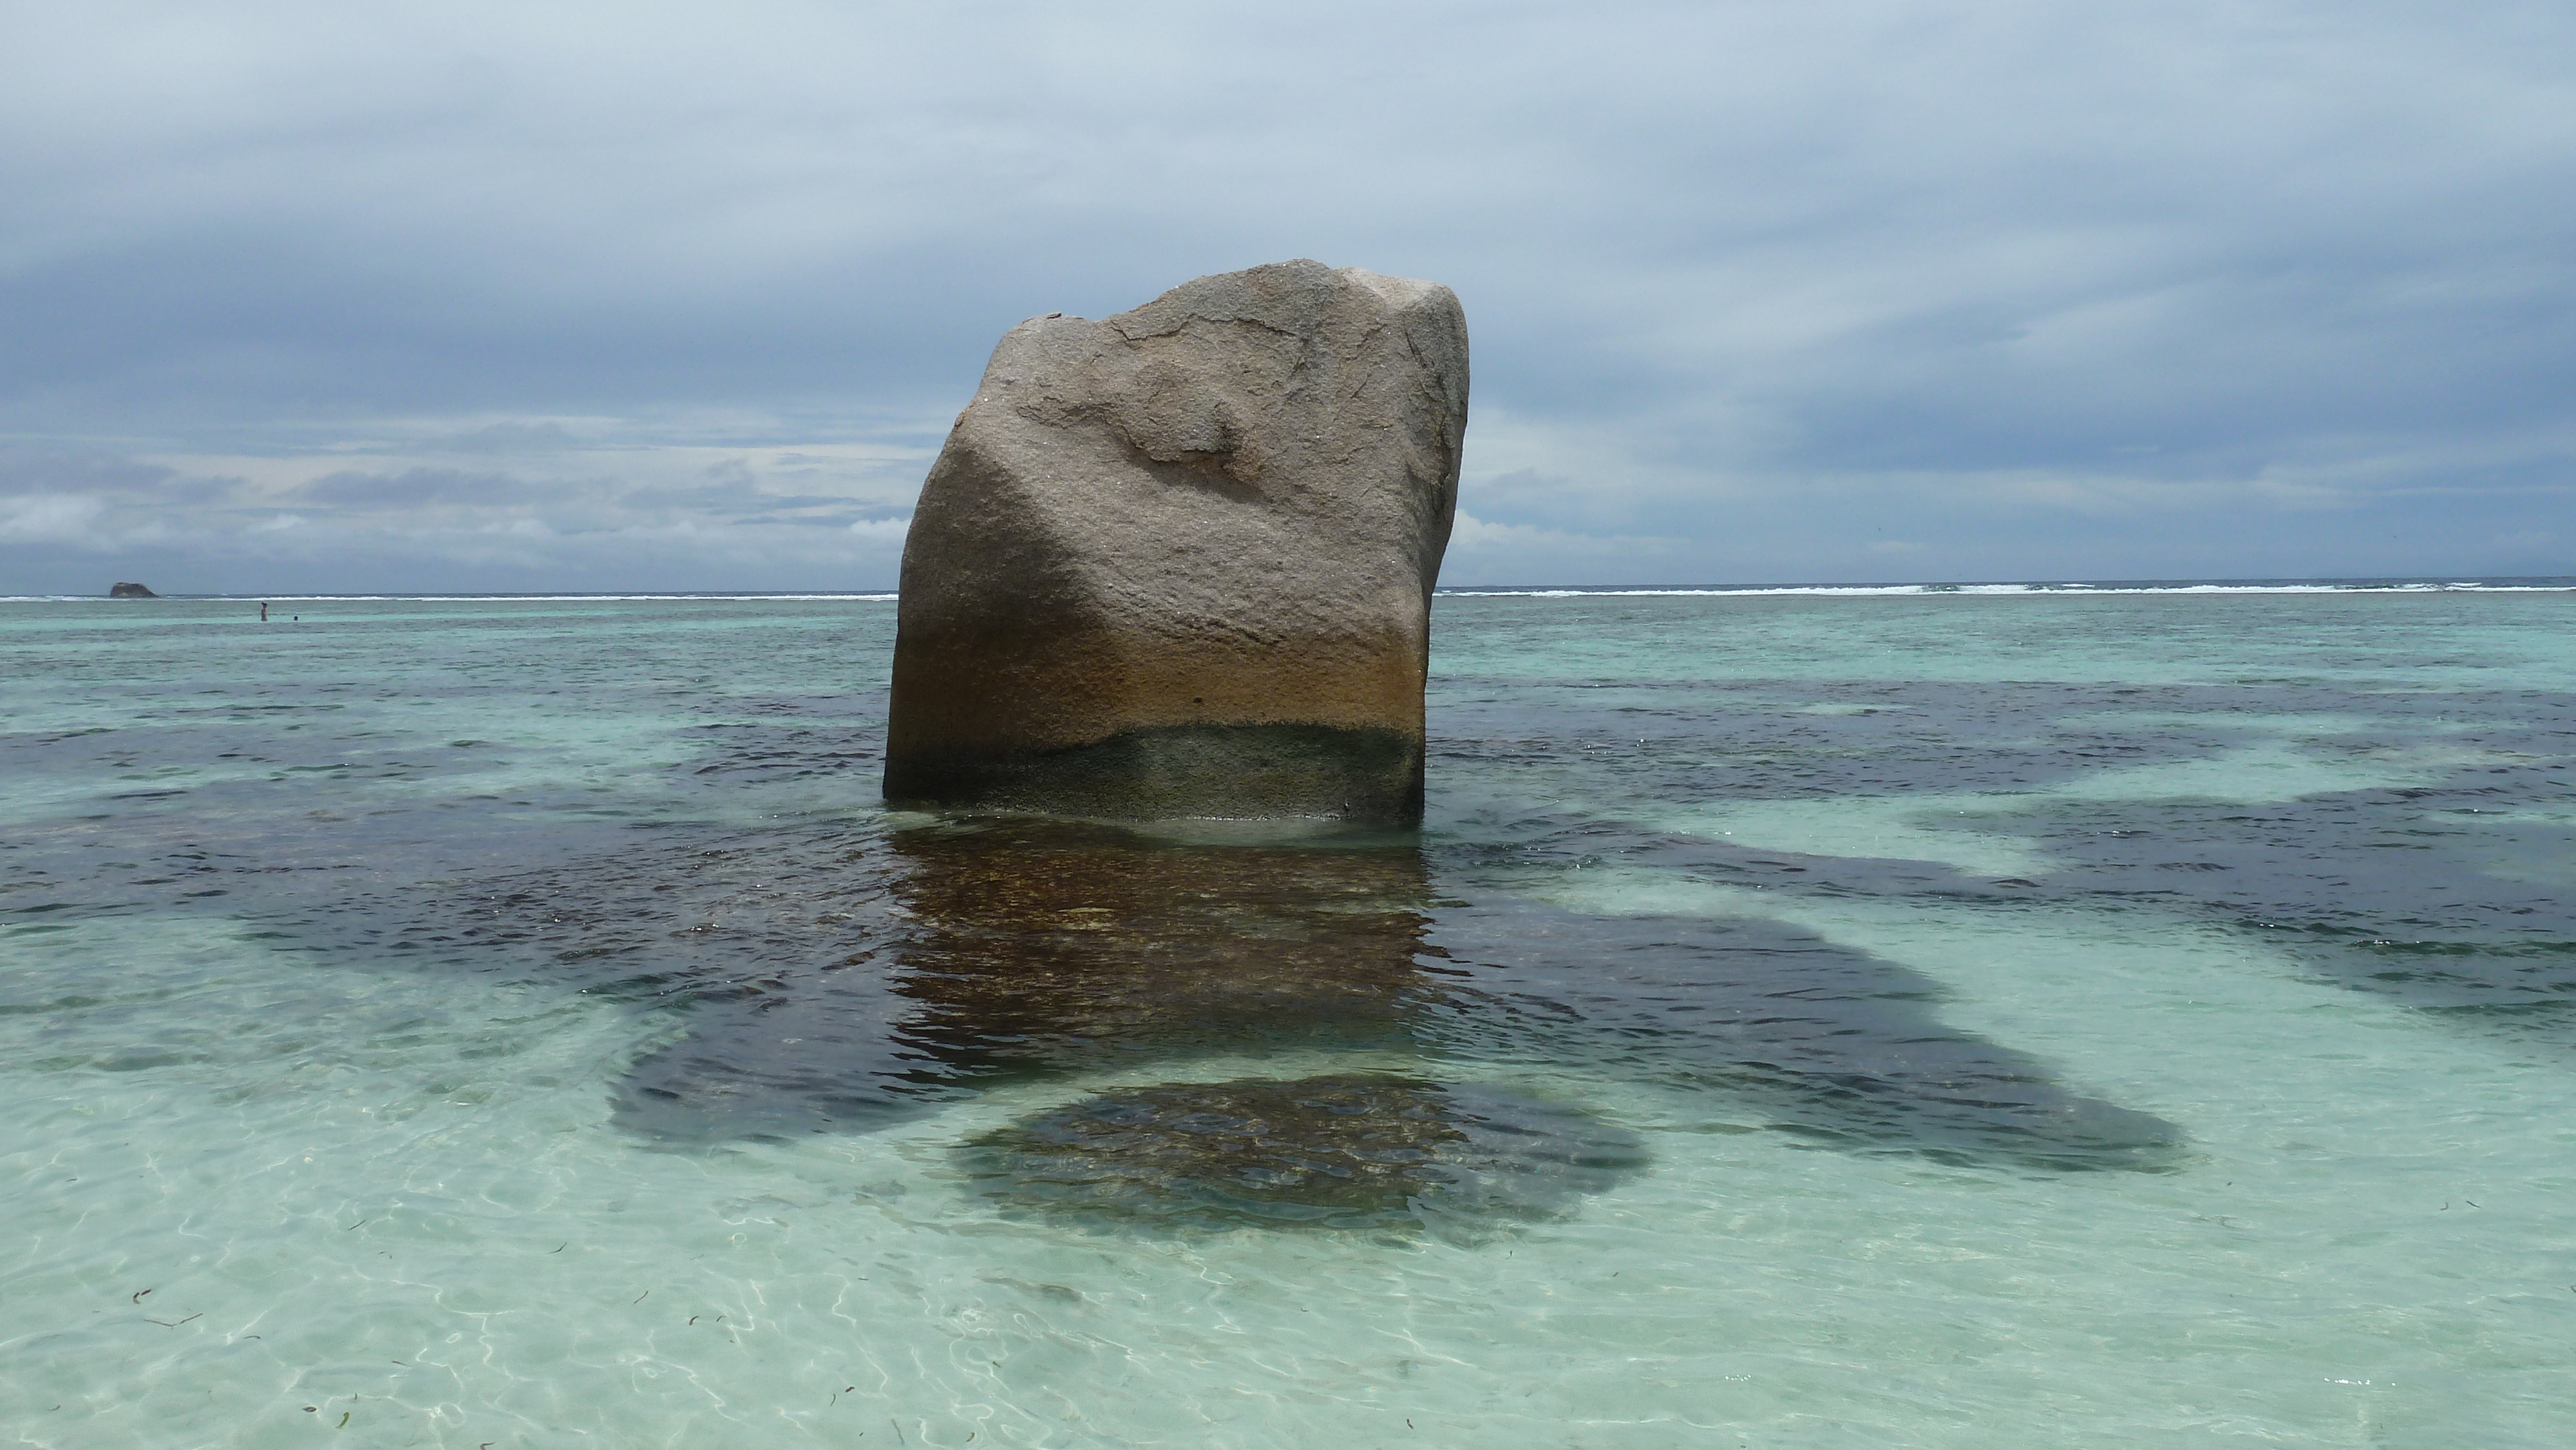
[8,575,2576,604]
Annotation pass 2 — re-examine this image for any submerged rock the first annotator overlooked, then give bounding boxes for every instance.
[960,1074,1644,1235]
[108,581,157,598]
[885,259,1470,824]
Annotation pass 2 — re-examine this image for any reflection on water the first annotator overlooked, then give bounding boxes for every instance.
[885,820,1443,1071]
[611,820,1449,1142]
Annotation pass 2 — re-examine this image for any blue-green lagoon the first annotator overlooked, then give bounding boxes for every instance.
[5,585,2573,1447]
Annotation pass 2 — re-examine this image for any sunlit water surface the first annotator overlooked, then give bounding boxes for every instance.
[5,589,2574,1448]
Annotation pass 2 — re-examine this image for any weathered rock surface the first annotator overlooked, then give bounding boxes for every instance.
[884,259,1469,823]
[108,581,157,598]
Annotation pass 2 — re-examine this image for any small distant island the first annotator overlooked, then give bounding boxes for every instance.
[108,582,158,598]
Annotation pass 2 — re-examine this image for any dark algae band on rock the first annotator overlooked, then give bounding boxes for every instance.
[886,721,1425,821]
[884,258,1469,825]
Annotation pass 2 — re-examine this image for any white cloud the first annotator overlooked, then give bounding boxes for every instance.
[1440,511,1682,587]
[0,494,108,547]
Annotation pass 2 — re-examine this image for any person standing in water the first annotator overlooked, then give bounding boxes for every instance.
[259,602,269,622]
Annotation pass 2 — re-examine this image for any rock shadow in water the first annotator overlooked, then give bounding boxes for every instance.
[614,818,2183,1182]
[1425,900,2188,1174]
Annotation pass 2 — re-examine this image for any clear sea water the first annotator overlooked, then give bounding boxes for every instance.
[5,583,2574,1448]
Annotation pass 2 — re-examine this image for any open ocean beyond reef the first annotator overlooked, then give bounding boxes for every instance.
[5,581,2575,1449]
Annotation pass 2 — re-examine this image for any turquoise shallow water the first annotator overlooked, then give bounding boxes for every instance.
[5,589,2575,1447]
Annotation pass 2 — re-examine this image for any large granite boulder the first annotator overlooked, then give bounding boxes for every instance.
[108,581,157,598]
[884,259,1468,824]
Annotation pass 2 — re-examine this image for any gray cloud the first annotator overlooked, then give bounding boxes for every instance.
[301,467,540,507]
[3,0,2571,590]
[0,452,188,498]
[0,451,265,512]
[419,422,577,454]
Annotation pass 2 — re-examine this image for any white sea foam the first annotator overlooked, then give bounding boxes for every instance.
[1438,578,2576,598]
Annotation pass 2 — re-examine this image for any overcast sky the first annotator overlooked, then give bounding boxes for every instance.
[5,0,2571,592]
